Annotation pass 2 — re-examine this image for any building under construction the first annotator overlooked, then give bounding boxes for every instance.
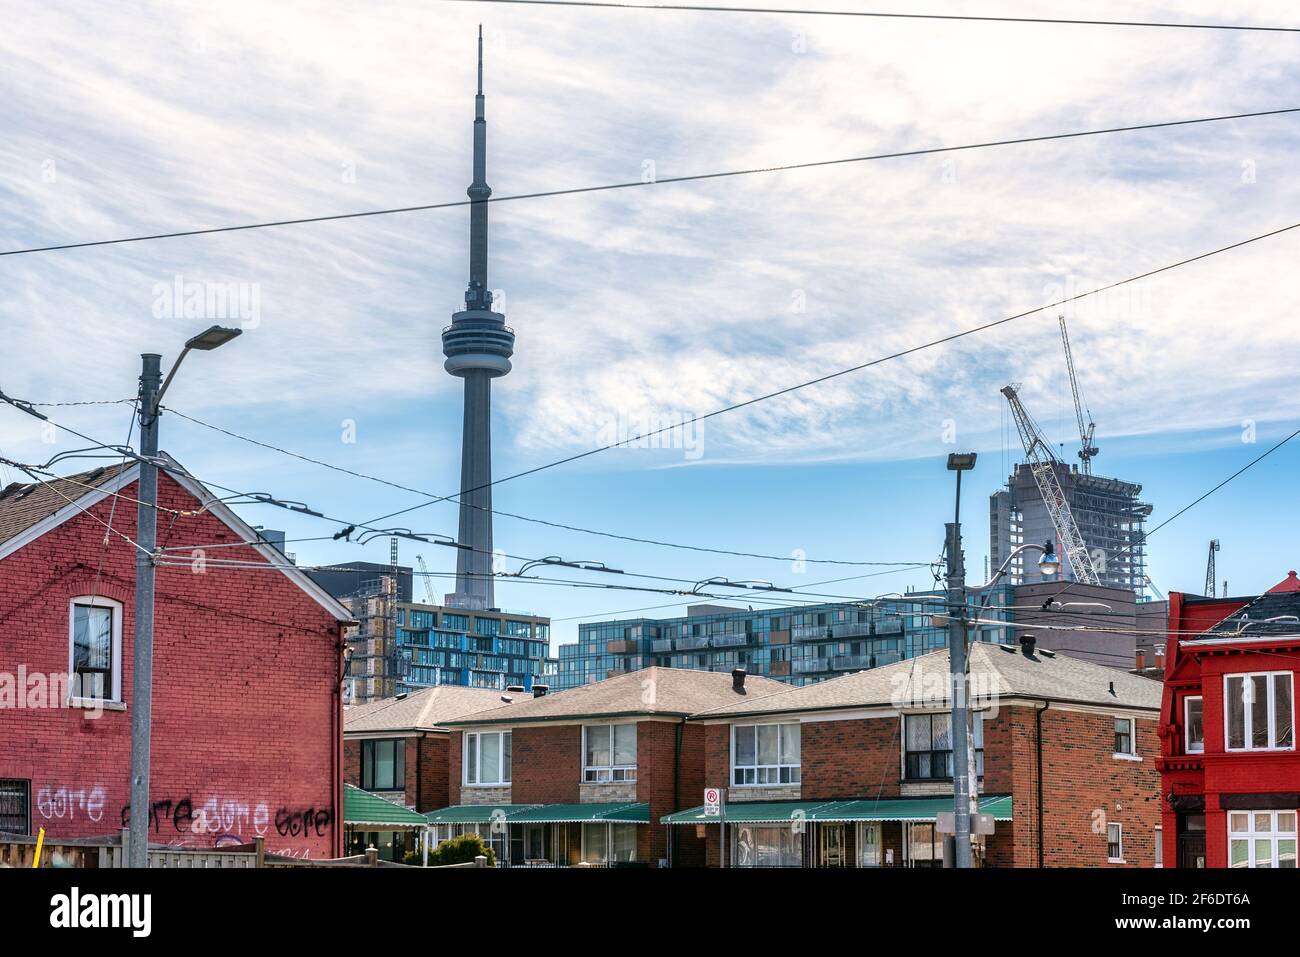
[990,462,1152,599]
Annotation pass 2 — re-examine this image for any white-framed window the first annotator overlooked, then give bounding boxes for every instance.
[583,723,637,783]
[1184,696,1204,754]
[464,731,511,786]
[732,722,801,785]
[1107,823,1124,863]
[1224,672,1294,751]
[1228,810,1297,868]
[68,596,122,704]
[1113,717,1135,756]
[581,822,637,863]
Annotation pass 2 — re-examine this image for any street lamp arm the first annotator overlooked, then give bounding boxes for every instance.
[970,542,1049,591]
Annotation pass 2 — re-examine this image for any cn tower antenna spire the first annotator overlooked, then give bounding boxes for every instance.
[442,26,515,612]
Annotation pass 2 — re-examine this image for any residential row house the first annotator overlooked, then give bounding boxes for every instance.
[342,683,522,859]
[1158,572,1300,869]
[371,637,1163,866]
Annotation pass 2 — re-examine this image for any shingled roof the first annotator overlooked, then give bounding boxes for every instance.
[691,643,1163,719]
[442,666,790,726]
[1192,589,1300,643]
[0,463,132,547]
[344,685,520,734]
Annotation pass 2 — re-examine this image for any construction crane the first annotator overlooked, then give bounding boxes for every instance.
[1205,539,1220,598]
[1001,384,1101,585]
[1058,315,1099,475]
[415,554,437,605]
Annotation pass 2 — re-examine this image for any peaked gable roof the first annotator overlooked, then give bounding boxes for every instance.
[692,643,1162,719]
[345,685,518,734]
[443,666,790,726]
[0,455,350,621]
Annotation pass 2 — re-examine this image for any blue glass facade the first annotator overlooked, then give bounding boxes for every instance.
[553,587,1014,692]
[394,603,555,694]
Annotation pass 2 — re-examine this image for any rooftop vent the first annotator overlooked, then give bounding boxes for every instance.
[532,684,549,699]
[732,668,747,693]
[505,685,525,693]
[1019,635,1037,658]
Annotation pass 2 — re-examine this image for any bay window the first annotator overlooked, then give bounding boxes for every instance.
[464,731,512,786]
[732,722,801,785]
[583,723,637,782]
[1225,672,1293,751]
[1229,811,1297,868]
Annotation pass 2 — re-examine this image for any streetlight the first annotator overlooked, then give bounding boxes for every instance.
[943,452,977,868]
[128,326,240,868]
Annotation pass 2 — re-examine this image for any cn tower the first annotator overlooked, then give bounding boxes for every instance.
[442,26,513,610]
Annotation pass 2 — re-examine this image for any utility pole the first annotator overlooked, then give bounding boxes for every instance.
[125,326,240,868]
[127,354,161,869]
[945,452,977,869]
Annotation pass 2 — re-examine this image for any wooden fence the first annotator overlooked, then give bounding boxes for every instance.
[0,831,488,869]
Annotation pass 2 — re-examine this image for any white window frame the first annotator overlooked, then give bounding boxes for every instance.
[1223,671,1294,752]
[1228,810,1298,868]
[582,723,637,783]
[1107,823,1124,863]
[1154,825,1163,868]
[463,730,512,786]
[67,596,123,705]
[1184,696,1204,754]
[731,722,801,786]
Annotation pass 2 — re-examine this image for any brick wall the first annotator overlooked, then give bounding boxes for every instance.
[512,724,582,805]
[0,473,343,858]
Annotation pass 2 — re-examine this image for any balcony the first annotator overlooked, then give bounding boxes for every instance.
[831,655,874,671]
[676,636,709,651]
[792,627,831,643]
[792,659,831,675]
[874,618,905,635]
[711,634,748,648]
[651,639,675,653]
[827,622,872,640]
[606,639,639,655]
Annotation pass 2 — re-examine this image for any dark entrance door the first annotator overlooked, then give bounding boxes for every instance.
[1177,813,1206,868]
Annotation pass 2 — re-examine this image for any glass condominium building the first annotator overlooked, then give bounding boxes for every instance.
[395,603,555,694]
[553,587,1013,692]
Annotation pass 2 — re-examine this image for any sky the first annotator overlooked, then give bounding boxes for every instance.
[1,0,1299,647]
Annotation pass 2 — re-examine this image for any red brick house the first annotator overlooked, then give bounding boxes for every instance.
[342,684,516,859]
[0,459,351,858]
[430,667,788,866]
[1158,574,1300,868]
[671,639,1163,867]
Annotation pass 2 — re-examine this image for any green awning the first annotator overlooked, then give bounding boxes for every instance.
[661,795,1012,825]
[425,804,540,825]
[344,784,429,828]
[508,802,651,824]
[830,795,1013,822]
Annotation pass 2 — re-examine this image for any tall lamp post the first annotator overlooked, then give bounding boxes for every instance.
[942,452,1058,869]
[128,324,241,868]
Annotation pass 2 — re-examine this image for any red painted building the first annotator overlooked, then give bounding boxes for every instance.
[1158,574,1300,868]
[0,460,351,858]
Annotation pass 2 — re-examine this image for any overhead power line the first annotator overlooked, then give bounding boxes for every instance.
[363,215,1300,527]
[436,0,1300,33]
[3,107,1298,258]
[163,405,920,567]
